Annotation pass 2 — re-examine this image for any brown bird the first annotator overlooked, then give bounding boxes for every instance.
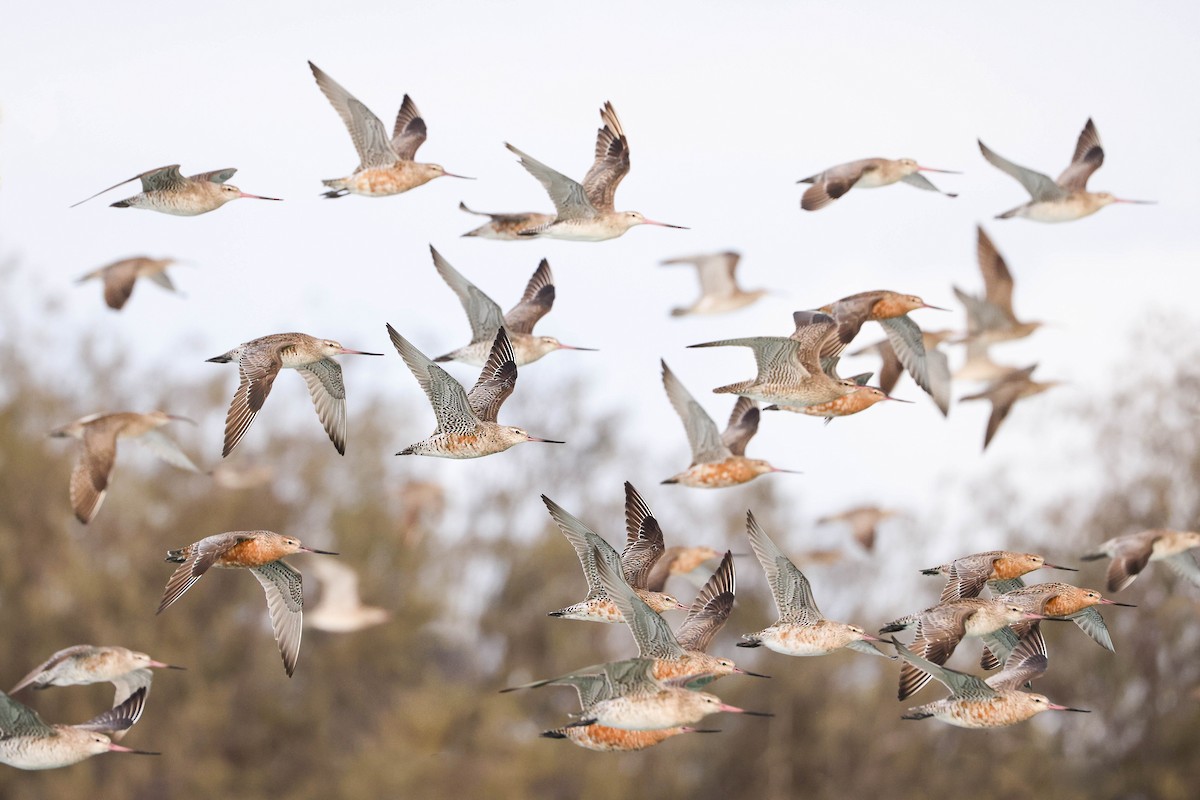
[921,550,1077,603]
[1082,529,1200,592]
[309,61,469,198]
[71,165,280,215]
[962,364,1061,449]
[50,411,201,524]
[797,158,958,211]
[76,257,179,310]
[817,506,902,552]
[955,226,1044,349]
[156,530,337,677]
[458,202,555,240]
[849,329,953,415]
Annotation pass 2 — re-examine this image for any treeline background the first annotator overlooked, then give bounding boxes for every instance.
[1,281,1198,800]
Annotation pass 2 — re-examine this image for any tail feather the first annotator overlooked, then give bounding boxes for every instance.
[713,380,754,395]
[110,200,131,208]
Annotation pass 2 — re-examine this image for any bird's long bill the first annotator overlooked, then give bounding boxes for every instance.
[526,435,565,444]
[149,660,187,670]
[682,728,723,734]
[443,171,475,180]
[642,218,690,229]
[1113,197,1156,205]
[735,668,773,679]
[1043,562,1078,571]
[301,546,340,555]
[732,708,774,718]
[770,467,804,475]
[336,348,385,356]
[1022,612,1049,621]
[1099,598,1138,608]
[558,344,599,352]
[108,744,161,755]
[921,303,952,312]
[883,395,914,404]
[237,191,283,201]
[1047,704,1091,713]
[916,166,962,174]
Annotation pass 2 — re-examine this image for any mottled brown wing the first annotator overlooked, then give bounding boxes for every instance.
[720,397,759,457]
[71,423,120,524]
[1056,118,1104,192]
[581,102,630,211]
[675,551,735,653]
[976,226,1016,319]
[467,328,517,422]
[222,347,283,457]
[621,482,665,590]
[100,261,139,310]
[503,259,555,334]
[661,360,729,465]
[188,168,237,185]
[156,535,249,614]
[391,94,428,161]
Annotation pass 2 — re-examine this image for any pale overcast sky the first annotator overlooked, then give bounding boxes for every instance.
[2,1,1197,557]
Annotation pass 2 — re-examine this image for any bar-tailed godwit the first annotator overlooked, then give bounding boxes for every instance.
[881,598,1046,700]
[156,530,337,677]
[208,333,382,457]
[891,637,1088,728]
[0,688,158,769]
[955,226,1044,349]
[816,506,902,552]
[309,62,469,198]
[763,378,907,421]
[505,102,686,240]
[797,157,958,211]
[540,724,714,752]
[993,581,1134,657]
[50,411,201,524]
[689,311,859,408]
[429,247,594,366]
[660,361,796,488]
[920,550,1077,603]
[661,252,765,316]
[389,326,562,458]
[738,511,889,659]
[458,202,554,240]
[304,559,390,633]
[849,330,953,416]
[541,492,685,622]
[1081,529,1200,592]
[979,118,1153,222]
[76,257,179,310]
[71,165,280,215]
[961,364,1061,449]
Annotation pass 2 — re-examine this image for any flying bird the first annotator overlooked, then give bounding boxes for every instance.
[458,202,554,240]
[50,411,201,524]
[505,102,686,240]
[70,165,280,215]
[429,247,593,366]
[797,157,958,211]
[978,118,1153,222]
[156,530,337,677]
[0,688,158,769]
[1081,529,1200,592]
[388,325,562,458]
[76,257,180,310]
[961,364,1060,449]
[660,252,766,316]
[207,333,382,457]
[309,61,470,197]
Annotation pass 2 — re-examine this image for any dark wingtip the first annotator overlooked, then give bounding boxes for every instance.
[736,639,762,648]
[540,730,568,739]
[918,568,941,576]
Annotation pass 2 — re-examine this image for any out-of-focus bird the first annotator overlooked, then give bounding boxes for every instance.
[891,637,1088,728]
[304,559,389,633]
[0,688,158,769]
[955,227,1044,349]
[660,361,797,488]
[797,157,958,211]
[76,257,179,311]
[71,165,280,215]
[309,61,469,198]
[978,118,1153,222]
[388,326,562,458]
[816,506,902,552]
[207,333,382,457]
[660,251,765,316]
[211,462,276,491]
[961,364,1060,449]
[505,102,686,240]
[690,311,859,408]
[458,202,554,240]
[1081,529,1200,592]
[156,530,337,677]
[738,511,890,659]
[50,411,201,524]
[645,546,725,593]
[428,247,594,366]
